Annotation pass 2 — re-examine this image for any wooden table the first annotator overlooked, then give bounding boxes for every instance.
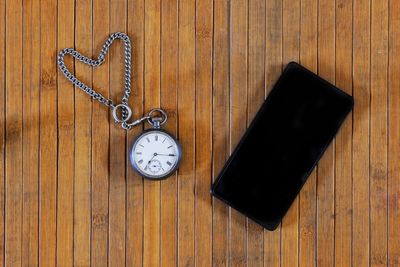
[2,0,399,266]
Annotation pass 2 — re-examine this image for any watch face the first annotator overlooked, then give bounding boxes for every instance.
[130,130,181,179]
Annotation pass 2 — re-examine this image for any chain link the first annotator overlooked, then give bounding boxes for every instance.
[57,32,132,110]
[58,32,167,130]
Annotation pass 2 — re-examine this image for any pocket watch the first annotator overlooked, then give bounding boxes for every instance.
[57,32,182,180]
[129,109,182,180]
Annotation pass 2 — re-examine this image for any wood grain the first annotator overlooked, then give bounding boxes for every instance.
[57,0,75,265]
[74,0,92,266]
[281,0,300,266]
[39,0,58,265]
[126,0,144,266]
[195,0,213,266]
[229,1,248,266]
[1,0,400,266]
[109,0,127,266]
[22,0,40,265]
[0,0,5,264]
[352,0,371,266]
[143,0,161,266]
[388,1,400,266]
[178,0,196,266]
[212,1,230,266]
[299,0,317,266]
[335,1,353,267]
[92,0,110,265]
[317,0,336,266]
[247,0,265,266]
[5,0,23,265]
[264,0,282,266]
[160,0,178,266]
[370,0,388,266]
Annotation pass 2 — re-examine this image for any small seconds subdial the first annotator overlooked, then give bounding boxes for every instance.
[130,130,181,179]
[148,159,162,174]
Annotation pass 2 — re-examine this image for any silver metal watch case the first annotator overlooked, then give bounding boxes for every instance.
[129,129,182,180]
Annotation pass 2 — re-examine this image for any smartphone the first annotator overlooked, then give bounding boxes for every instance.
[211,62,354,230]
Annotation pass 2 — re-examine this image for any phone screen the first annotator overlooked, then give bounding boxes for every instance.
[211,62,353,230]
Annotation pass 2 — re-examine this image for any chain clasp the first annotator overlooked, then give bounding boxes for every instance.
[112,105,167,130]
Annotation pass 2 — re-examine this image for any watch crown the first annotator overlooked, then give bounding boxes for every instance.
[151,117,163,129]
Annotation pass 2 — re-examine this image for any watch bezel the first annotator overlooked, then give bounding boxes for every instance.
[129,129,182,180]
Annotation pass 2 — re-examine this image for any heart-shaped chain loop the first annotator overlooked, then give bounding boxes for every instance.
[58,32,168,131]
[57,32,132,112]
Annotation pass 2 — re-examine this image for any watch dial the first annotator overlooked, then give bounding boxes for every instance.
[130,130,180,179]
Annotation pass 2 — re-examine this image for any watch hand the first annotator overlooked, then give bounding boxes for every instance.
[154,153,176,156]
[145,154,157,170]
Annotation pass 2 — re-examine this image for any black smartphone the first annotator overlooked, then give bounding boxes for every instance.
[211,62,354,230]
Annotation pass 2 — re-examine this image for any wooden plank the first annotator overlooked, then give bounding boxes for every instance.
[92,0,109,265]
[229,0,248,265]
[178,0,196,265]
[334,1,353,267]
[5,0,23,265]
[109,0,127,266]
[247,0,265,122]
[143,0,161,266]
[39,0,58,265]
[370,0,388,266]
[74,0,92,266]
[160,0,178,266]
[212,0,230,266]
[126,0,144,266]
[195,0,213,266]
[352,0,371,266]
[264,0,282,265]
[56,0,75,265]
[247,0,265,265]
[388,0,400,265]
[299,0,317,266]
[0,0,5,263]
[281,0,300,265]
[316,0,335,265]
[22,0,40,265]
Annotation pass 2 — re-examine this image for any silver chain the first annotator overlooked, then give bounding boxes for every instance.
[57,32,167,130]
[57,32,131,110]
